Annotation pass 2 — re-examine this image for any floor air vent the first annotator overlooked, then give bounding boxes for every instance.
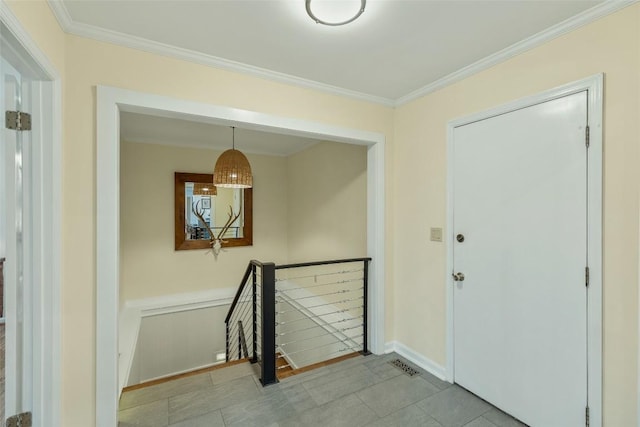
[389,359,420,377]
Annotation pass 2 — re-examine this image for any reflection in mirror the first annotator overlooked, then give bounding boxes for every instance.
[175,172,253,251]
[185,183,244,240]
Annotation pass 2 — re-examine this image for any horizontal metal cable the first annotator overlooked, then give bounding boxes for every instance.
[227,320,247,338]
[277,325,362,346]
[276,309,362,327]
[275,267,363,282]
[233,299,253,318]
[276,287,363,302]
[227,329,240,344]
[277,334,364,357]
[276,305,363,317]
[276,277,364,293]
[228,326,252,343]
[236,301,253,320]
[230,307,251,324]
[276,314,362,328]
[228,302,252,318]
[288,296,362,311]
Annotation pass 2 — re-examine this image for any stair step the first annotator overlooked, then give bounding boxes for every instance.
[276,352,294,379]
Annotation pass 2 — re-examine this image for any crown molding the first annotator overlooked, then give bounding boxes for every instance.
[48,0,637,108]
[396,0,638,106]
[46,1,395,107]
[47,0,72,31]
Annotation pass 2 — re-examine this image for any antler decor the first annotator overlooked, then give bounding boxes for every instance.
[191,199,241,257]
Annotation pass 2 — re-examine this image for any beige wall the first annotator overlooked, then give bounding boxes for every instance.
[286,142,368,263]
[393,5,640,425]
[119,141,289,302]
[8,0,640,425]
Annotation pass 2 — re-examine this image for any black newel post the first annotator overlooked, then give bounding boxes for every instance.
[260,262,277,385]
[362,259,371,355]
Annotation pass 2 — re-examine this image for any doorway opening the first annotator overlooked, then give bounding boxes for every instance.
[96,85,386,425]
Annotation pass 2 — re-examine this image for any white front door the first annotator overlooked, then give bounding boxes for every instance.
[452,91,588,426]
[1,56,32,424]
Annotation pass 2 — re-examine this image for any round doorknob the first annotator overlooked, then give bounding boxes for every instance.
[453,272,465,282]
[456,234,465,243]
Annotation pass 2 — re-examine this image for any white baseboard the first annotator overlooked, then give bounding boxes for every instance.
[384,341,395,354]
[384,340,448,381]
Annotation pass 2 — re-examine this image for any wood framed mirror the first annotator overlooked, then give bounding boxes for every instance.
[175,172,253,250]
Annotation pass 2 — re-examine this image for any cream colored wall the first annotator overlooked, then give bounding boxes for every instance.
[11,0,638,425]
[120,141,289,302]
[286,142,368,262]
[394,5,640,425]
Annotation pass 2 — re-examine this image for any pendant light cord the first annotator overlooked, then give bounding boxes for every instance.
[232,126,235,150]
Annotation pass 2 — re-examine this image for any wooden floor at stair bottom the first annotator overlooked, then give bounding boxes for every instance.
[276,352,361,380]
[122,358,250,392]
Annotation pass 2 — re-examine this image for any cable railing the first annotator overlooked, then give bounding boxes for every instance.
[274,259,370,372]
[225,257,371,386]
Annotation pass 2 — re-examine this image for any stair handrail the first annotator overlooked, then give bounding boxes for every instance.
[225,261,259,323]
[275,257,372,270]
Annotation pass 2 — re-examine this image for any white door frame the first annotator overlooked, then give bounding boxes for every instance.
[0,2,63,426]
[96,85,386,426]
[446,74,603,425]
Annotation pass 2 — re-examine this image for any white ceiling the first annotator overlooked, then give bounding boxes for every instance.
[120,111,322,156]
[60,0,623,152]
[55,0,609,104]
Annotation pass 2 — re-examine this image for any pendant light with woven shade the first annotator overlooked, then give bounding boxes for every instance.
[213,127,253,188]
[192,182,217,196]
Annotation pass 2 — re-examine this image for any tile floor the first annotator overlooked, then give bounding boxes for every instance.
[118,353,527,427]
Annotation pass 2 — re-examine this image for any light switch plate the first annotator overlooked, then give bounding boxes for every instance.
[430,227,443,242]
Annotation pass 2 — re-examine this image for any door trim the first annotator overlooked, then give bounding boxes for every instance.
[0,2,63,426]
[445,74,603,426]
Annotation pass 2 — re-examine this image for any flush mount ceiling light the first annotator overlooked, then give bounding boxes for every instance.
[306,0,366,26]
[213,126,253,189]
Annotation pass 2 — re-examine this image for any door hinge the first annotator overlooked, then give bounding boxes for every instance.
[585,405,590,427]
[6,412,32,427]
[585,125,590,148]
[5,110,32,131]
[585,267,590,287]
